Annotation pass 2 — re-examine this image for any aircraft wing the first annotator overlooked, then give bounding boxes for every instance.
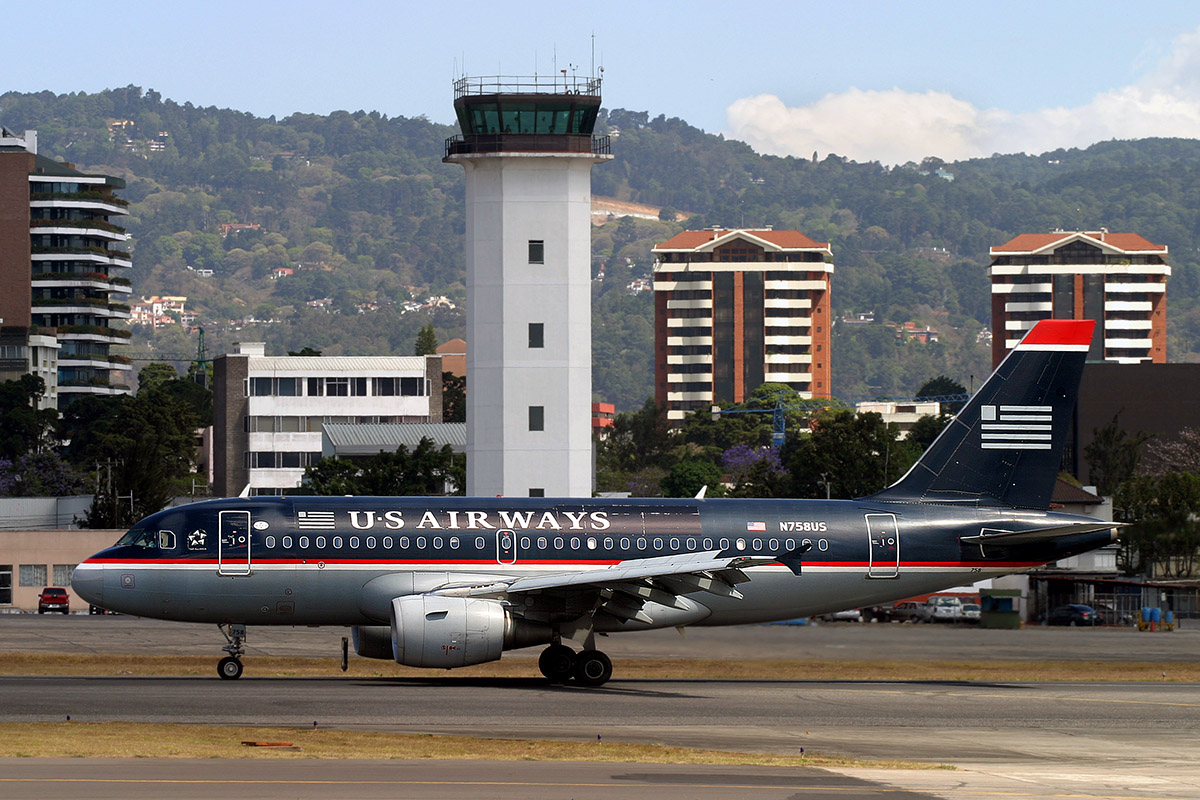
[962,521,1124,546]
[430,550,792,624]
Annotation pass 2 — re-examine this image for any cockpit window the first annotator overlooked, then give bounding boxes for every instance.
[116,526,158,548]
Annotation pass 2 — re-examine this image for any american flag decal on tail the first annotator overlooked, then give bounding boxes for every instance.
[980,404,1053,450]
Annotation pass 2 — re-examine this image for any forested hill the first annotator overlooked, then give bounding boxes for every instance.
[4,86,1200,409]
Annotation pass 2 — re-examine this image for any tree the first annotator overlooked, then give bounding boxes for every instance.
[441,371,465,423]
[1115,472,1200,578]
[288,347,322,356]
[660,460,722,498]
[0,375,58,459]
[783,410,919,499]
[302,437,463,496]
[722,445,789,498]
[0,453,87,497]
[137,362,177,392]
[907,414,950,450]
[1084,414,1151,496]
[595,398,678,491]
[915,375,967,414]
[414,323,438,356]
[1141,427,1200,477]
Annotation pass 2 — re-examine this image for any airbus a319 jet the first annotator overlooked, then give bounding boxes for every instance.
[73,319,1117,686]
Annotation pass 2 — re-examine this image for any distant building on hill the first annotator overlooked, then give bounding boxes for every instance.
[988,229,1169,366]
[0,127,131,409]
[651,227,833,422]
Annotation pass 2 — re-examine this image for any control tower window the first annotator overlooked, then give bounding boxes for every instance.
[528,240,544,264]
[529,323,544,349]
[529,406,544,431]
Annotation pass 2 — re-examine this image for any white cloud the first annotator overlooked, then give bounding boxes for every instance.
[725,26,1200,165]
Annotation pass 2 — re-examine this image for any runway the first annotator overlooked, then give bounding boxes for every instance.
[3,617,1200,798]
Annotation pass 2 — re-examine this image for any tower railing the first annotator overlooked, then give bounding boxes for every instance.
[445,134,610,158]
[453,74,602,99]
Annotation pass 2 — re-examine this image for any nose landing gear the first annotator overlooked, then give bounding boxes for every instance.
[217,623,247,680]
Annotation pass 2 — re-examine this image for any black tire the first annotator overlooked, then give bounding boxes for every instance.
[573,649,612,687]
[38,609,44,614]
[217,656,244,680]
[538,645,575,683]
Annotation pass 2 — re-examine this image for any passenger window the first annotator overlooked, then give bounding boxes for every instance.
[636,537,647,550]
[475,537,486,549]
[686,537,697,550]
[520,536,531,549]
[752,538,763,550]
[383,536,393,548]
[282,536,293,548]
[433,536,444,549]
[786,538,796,550]
[586,537,597,550]
[653,538,663,550]
[449,537,460,550]
[769,538,780,551]
[299,536,309,548]
[703,538,714,550]
[719,538,730,549]
[603,537,614,549]
[736,538,747,551]
[570,537,581,549]
[366,537,377,548]
[537,537,548,549]
[669,537,679,550]
[350,537,360,548]
[553,537,564,550]
[416,537,427,549]
[333,536,343,548]
[619,537,630,550]
[400,536,411,548]
[316,536,327,548]
[265,536,276,548]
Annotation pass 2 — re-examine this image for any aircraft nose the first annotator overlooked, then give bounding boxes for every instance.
[71,563,103,608]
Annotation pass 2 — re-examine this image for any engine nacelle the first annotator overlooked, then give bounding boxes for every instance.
[390,595,550,668]
[350,625,394,660]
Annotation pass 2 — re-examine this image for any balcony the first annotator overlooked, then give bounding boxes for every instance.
[57,324,133,343]
[445,133,610,158]
[32,245,132,268]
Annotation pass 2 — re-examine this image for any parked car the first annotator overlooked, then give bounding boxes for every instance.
[1046,603,1103,626]
[924,595,963,623]
[961,603,981,623]
[888,601,926,623]
[38,587,69,614]
[820,608,863,622]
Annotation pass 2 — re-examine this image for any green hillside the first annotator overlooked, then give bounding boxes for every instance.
[4,87,1199,409]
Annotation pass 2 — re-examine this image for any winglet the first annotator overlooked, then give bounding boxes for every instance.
[694,485,707,500]
[777,541,814,576]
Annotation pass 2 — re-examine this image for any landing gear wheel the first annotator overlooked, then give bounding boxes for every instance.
[538,644,576,683]
[217,656,243,680]
[573,649,613,687]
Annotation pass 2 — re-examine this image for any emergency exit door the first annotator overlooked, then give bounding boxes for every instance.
[866,513,900,578]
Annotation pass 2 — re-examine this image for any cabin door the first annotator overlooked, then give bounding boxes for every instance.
[496,529,517,565]
[865,513,900,579]
[218,510,253,576]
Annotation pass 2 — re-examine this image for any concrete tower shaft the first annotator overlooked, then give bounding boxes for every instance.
[445,75,612,498]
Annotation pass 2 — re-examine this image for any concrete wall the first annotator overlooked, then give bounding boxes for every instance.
[0,496,93,531]
[0,529,122,611]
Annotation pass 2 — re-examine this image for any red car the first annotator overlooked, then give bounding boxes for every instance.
[38,587,69,614]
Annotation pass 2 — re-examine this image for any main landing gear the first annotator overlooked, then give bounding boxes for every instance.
[217,623,247,680]
[537,642,613,687]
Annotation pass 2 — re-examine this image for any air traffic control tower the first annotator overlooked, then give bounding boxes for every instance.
[445,74,612,497]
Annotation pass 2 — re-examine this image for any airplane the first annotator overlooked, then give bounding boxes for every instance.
[73,318,1119,686]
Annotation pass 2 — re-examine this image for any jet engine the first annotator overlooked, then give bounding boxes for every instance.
[350,625,394,660]
[390,595,550,668]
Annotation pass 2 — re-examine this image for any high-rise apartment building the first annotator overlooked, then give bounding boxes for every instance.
[0,127,131,408]
[989,230,1168,366]
[443,74,611,497]
[651,228,834,422]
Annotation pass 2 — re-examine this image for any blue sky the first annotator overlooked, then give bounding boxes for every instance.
[5,1,1200,163]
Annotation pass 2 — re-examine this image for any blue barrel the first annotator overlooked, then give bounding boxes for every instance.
[1165,611,1174,624]
[1151,607,1162,623]
[1142,606,1153,623]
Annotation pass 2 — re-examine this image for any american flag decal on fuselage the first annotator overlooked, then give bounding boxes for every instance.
[980,404,1053,450]
[297,510,336,529]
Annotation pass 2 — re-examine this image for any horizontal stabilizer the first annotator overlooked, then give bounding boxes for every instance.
[962,522,1123,546]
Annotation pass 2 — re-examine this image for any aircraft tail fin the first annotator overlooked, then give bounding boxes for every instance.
[865,319,1094,510]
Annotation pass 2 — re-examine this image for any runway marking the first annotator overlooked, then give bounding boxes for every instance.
[1,777,1196,798]
[814,687,1200,709]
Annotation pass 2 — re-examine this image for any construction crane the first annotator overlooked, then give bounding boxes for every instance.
[124,327,212,387]
[711,390,970,448]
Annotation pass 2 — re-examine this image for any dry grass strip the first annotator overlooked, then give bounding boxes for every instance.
[0,722,942,768]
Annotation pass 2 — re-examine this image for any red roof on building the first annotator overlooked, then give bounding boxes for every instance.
[991,231,1166,255]
[654,229,830,252]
